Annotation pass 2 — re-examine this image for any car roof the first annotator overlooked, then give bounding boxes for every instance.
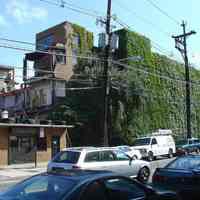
[61,147,117,153]
[44,169,116,183]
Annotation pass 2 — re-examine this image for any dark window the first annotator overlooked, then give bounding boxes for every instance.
[85,152,100,162]
[37,137,47,151]
[80,181,107,200]
[104,178,145,200]
[100,151,115,161]
[55,49,66,64]
[167,156,200,170]
[134,138,151,146]
[114,150,129,161]
[53,151,80,164]
[0,175,75,200]
[151,138,157,145]
[189,140,193,144]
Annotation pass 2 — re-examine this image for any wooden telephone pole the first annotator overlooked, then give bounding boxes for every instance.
[172,21,196,139]
[103,0,112,146]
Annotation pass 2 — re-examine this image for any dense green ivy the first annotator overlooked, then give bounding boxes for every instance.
[111,29,200,144]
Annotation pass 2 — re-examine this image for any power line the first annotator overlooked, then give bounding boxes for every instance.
[0,42,104,61]
[113,0,171,37]
[144,0,180,26]
[39,0,101,18]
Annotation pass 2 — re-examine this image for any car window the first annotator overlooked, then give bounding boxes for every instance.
[194,139,200,143]
[85,152,100,162]
[80,181,107,200]
[100,151,115,161]
[0,175,76,200]
[134,138,151,146]
[104,178,145,200]
[114,150,129,161]
[189,140,193,144]
[151,138,157,145]
[167,156,200,170]
[53,151,80,164]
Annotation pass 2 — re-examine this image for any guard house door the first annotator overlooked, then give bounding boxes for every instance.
[9,128,37,165]
[52,136,60,158]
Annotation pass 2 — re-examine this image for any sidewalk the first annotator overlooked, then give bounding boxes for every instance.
[0,164,47,185]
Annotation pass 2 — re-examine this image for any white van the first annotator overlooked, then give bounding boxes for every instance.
[132,129,176,161]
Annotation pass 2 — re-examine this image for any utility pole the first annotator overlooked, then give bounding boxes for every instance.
[103,0,112,146]
[172,21,196,139]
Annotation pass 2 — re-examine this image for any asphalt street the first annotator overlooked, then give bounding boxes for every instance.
[0,157,175,192]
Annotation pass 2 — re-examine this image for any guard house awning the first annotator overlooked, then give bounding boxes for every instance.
[25,52,51,61]
[0,123,74,128]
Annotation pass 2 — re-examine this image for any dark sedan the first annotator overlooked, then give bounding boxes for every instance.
[0,169,177,200]
[152,155,200,200]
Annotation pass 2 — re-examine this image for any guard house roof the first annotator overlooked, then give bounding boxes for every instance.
[0,123,74,128]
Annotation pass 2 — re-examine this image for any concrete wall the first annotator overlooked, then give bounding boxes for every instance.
[0,128,8,166]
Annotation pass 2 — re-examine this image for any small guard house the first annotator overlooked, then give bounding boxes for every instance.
[0,123,72,167]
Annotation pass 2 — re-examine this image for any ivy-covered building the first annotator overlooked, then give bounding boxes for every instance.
[111,28,200,143]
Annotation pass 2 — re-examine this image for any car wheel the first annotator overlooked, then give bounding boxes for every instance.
[196,148,200,154]
[168,149,173,158]
[137,167,150,183]
[148,151,154,161]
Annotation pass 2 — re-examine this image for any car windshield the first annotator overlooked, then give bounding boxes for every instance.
[117,146,131,152]
[176,140,187,145]
[0,174,76,200]
[167,156,200,170]
[53,151,80,164]
[134,138,151,146]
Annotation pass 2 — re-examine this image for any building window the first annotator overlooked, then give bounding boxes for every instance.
[37,136,47,151]
[55,49,66,64]
[39,89,47,106]
[37,35,54,51]
[72,49,78,65]
[73,34,80,47]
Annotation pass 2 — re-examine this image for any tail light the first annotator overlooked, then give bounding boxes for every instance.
[152,174,166,183]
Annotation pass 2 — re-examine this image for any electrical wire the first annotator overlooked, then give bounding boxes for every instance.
[113,0,171,37]
[39,0,101,18]
[0,42,104,61]
[144,0,180,26]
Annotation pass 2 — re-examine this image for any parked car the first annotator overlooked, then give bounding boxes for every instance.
[113,145,142,160]
[152,155,200,200]
[47,147,151,183]
[132,129,176,161]
[0,170,178,200]
[176,138,200,155]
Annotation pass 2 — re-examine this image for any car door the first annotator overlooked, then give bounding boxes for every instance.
[109,150,134,177]
[81,151,104,170]
[151,138,159,156]
[79,181,108,200]
[103,177,146,200]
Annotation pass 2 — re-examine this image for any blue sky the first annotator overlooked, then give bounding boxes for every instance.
[0,0,199,83]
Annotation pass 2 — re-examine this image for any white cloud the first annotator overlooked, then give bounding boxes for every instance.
[6,0,48,24]
[190,53,200,69]
[0,15,9,27]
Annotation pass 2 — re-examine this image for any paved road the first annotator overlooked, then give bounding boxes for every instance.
[0,157,175,192]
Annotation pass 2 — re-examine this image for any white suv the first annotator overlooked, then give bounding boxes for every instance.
[47,147,150,183]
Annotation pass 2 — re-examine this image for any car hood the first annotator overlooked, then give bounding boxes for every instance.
[132,145,149,150]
